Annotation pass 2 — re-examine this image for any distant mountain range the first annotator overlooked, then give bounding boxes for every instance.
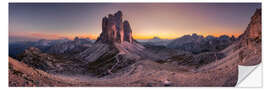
[138,33,236,54]
[9,37,93,58]
[138,36,173,46]
[167,34,236,54]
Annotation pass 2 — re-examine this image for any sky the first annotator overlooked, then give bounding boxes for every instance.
[9,3,261,42]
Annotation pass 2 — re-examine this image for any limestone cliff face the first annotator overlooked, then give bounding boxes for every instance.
[123,20,133,43]
[237,9,261,65]
[245,9,262,40]
[96,11,133,44]
[240,9,261,50]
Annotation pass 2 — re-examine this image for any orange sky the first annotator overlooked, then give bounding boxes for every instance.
[9,31,240,40]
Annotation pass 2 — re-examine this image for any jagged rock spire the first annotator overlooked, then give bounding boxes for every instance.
[96,11,133,44]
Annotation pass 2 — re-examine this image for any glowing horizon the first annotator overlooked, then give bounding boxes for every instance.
[9,3,261,41]
[9,31,241,41]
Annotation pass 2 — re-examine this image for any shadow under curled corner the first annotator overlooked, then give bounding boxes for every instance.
[236,64,262,87]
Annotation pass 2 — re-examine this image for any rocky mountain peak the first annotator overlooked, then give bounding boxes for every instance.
[114,11,123,18]
[240,9,261,49]
[246,9,261,40]
[152,36,161,40]
[191,33,198,37]
[236,9,262,65]
[74,36,79,41]
[96,10,133,44]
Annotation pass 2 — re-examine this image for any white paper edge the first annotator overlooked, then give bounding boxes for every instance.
[236,64,262,87]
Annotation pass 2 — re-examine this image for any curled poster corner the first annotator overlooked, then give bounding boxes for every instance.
[236,64,262,87]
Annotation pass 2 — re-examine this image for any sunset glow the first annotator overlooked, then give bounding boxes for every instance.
[9,3,260,41]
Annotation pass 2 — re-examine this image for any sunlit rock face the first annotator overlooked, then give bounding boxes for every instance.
[237,9,261,65]
[96,11,133,44]
[245,9,262,40]
[239,9,261,50]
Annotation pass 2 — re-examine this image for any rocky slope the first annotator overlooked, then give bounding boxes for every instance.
[9,57,74,86]
[9,55,238,87]
[17,47,86,74]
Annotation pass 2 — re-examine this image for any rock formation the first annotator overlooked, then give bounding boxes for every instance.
[237,9,261,65]
[96,11,133,43]
[123,21,133,43]
[9,57,70,86]
[239,9,261,50]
